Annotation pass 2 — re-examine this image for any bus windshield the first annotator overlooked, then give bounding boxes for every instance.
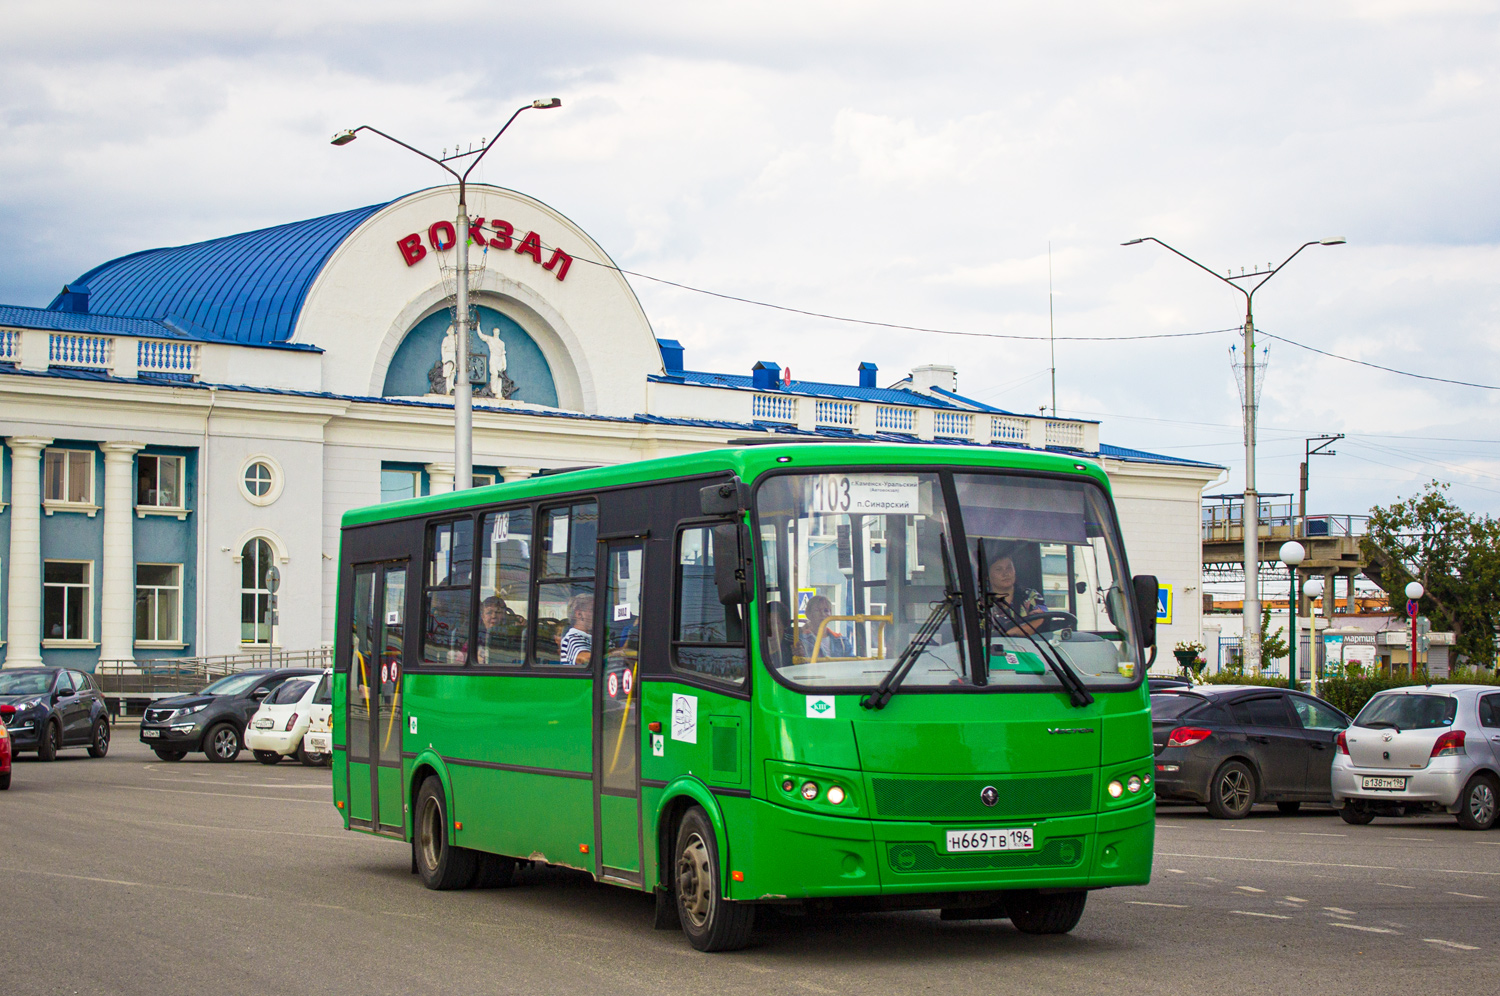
[755,470,1140,693]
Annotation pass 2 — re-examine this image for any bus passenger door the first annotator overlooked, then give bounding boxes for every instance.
[595,540,644,883]
[347,561,408,836]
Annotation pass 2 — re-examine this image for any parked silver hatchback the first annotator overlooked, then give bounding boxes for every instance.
[1332,685,1500,830]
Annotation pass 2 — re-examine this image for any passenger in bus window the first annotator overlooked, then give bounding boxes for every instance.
[799,595,851,659]
[479,594,525,664]
[765,601,794,666]
[560,593,594,666]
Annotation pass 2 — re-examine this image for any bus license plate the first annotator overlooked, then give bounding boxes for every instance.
[946,828,1034,853]
[1362,776,1407,791]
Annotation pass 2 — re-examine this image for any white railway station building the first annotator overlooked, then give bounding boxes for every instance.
[0,185,1219,671]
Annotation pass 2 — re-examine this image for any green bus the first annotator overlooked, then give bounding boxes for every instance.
[332,442,1159,950]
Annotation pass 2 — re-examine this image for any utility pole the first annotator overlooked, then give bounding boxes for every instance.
[1048,242,1057,417]
[1123,236,1344,673]
[1299,434,1342,539]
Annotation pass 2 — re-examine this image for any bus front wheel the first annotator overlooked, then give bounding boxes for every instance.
[1005,890,1088,934]
[415,776,478,890]
[673,806,754,952]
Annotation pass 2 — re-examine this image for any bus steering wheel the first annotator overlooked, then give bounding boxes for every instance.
[1023,610,1078,634]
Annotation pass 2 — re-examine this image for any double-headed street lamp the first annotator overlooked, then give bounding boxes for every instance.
[1281,540,1305,690]
[331,98,562,491]
[1124,235,1344,673]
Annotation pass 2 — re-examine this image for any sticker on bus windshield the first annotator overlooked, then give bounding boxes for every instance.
[810,475,920,515]
[672,694,697,743]
[990,651,1047,675]
[807,695,836,719]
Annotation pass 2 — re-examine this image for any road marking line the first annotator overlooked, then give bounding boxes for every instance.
[1376,882,1416,889]
[1203,876,1223,882]
[111,819,344,840]
[1423,938,1479,951]
[127,786,328,805]
[1445,892,1487,900]
[1330,923,1397,934]
[1236,886,1266,893]
[1298,832,1345,837]
[1222,829,1265,833]
[1158,852,1500,878]
[1284,897,1306,903]
[1166,869,1186,874]
[1325,907,1358,915]
[1128,901,1190,908]
[1231,911,1290,919]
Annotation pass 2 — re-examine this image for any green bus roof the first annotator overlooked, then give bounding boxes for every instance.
[341,442,1113,528]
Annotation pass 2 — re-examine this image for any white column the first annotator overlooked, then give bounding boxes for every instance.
[5,436,53,666]
[99,442,145,663]
[425,462,455,495]
[500,465,540,482]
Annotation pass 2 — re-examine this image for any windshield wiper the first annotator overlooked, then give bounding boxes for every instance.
[987,592,1094,708]
[863,536,964,710]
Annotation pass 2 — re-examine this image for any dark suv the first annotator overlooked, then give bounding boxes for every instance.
[0,667,112,760]
[139,668,324,762]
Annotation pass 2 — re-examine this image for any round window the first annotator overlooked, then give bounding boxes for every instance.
[244,462,273,497]
[239,456,284,506]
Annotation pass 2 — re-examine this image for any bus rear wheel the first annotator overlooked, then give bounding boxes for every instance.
[414,776,478,890]
[1005,890,1088,934]
[673,806,754,952]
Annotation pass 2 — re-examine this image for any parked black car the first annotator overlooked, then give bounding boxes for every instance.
[0,667,112,760]
[139,668,323,762]
[1151,685,1351,819]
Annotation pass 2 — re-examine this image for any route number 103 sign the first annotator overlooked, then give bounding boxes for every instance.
[810,475,920,515]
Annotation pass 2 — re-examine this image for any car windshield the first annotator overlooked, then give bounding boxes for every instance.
[1151,693,1208,720]
[313,675,332,705]
[267,679,314,705]
[1355,693,1457,731]
[200,672,263,697]
[0,672,53,695]
[754,469,1140,691]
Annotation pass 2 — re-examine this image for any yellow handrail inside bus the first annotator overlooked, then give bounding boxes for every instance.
[801,614,893,664]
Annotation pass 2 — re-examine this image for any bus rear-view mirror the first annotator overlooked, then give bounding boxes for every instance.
[713,524,749,605]
[1132,575,1158,652]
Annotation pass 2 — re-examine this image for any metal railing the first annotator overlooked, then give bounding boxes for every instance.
[95,649,332,701]
[1202,498,1368,542]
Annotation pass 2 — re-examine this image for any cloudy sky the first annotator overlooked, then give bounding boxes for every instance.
[3,1,1499,521]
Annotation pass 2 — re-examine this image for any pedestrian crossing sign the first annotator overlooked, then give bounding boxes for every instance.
[1156,584,1173,625]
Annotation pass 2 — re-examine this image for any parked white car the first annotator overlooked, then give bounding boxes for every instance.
[1332,684,1500,830]
[245,669,333,767]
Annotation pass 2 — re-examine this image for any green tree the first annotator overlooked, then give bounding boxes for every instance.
[1259,606,1288,665]
[1362,482,1500,667]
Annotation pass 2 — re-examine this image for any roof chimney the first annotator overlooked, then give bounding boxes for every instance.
[55,283,90,314]
[657,338,684,374]
[752,361,781,390]
[858,361,878,389]
[909,364,957,395]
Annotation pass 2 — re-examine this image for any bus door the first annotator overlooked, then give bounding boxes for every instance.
[594,539,644,882]
[347,560,408,836]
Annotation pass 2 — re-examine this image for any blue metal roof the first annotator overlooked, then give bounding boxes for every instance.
[0,304,185,339]
[1098,443,1222,470]
[46,202,390,346]
[649,369,966,409]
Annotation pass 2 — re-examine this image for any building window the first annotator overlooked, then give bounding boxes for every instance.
[44,560,92,642]
[239,456,283,506]
[381,469,420,503]
[471,473,497,488]
[241,538,274,644]
[136,564,182,644]
[137,455,184,509]
[43,449,95,506]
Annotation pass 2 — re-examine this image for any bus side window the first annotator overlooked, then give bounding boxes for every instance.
[423,518,474,666]
[670,525,747,686]
[477,507,532,668]
[535,501,597,666]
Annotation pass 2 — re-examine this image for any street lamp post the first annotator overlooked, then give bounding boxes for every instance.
[331,98,562,491]
[1304,577,1325,695]
[1281,541,1305,690]
[1123,236,1344,673]
[1405,580,1425,676]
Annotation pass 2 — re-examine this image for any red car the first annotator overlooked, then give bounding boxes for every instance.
[0,715,12,790]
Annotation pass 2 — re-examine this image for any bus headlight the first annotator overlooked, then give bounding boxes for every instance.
[800,781,819,801]
[826,785,846,805]
[1107,780,1124,798]
[1127,776,1142,793]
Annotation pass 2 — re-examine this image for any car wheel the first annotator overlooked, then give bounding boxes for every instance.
[0,771,9,790]
[36,721,60,762]
[297,743,330,767]
[1006,889,1088,934]
[253,750,283,765]
[1276,801,1301,814]
[674,805,755,952]
[153,749,187,762]
[1339,803,1375,825]
[205,724,242,763]
[414,776,479,890]
[87,719,110,758]
[1206,760,1257,820]
[1455,773,1498,831]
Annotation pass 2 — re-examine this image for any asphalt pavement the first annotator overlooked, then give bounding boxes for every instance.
[2,739,1496,995]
